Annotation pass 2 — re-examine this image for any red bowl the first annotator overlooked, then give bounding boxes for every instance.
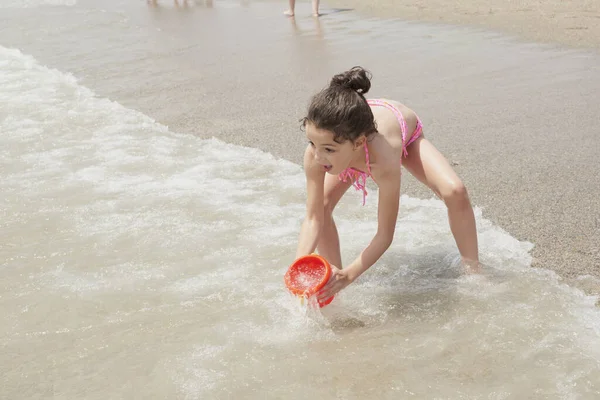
[284,254,334,307]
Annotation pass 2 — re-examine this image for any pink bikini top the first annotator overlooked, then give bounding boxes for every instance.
[338,99,423,205]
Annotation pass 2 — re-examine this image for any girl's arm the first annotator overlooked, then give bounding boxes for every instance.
[296,146,325,257]
[346,168,400,278]
[318,167,400,300]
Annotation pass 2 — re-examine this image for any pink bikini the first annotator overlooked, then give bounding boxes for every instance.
[338,99,423,205]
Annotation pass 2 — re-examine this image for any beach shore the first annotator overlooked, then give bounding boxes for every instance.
[325,0,600,50]
[2,3,600,398]
[0,0,598,292]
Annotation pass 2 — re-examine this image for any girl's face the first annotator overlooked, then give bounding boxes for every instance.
[305,122,363,175]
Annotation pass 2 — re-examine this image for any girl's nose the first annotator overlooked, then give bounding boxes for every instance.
[314,151,325,163]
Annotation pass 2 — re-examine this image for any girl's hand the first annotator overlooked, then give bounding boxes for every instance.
[317,265,355,302]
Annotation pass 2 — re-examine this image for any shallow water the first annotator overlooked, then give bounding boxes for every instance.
[1,1,600,399]
[2,44,600,400]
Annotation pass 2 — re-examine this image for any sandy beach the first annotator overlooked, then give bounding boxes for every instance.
[326,0,600,50]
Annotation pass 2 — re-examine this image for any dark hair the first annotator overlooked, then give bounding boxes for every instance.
[302,66,377,143]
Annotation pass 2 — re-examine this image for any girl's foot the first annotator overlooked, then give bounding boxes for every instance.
[462,257,482,274]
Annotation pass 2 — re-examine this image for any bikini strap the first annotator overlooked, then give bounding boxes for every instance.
[367,99,407,149]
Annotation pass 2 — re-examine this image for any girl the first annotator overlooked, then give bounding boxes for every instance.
[295,67,480,304]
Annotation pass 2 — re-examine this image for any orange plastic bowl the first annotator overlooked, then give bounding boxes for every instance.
[284,254,334,307]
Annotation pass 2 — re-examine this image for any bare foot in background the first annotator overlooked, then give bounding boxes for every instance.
[312,0,320,17]
[285,0,320,17]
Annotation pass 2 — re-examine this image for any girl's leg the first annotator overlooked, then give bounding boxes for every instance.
[317,173,352,268]
[402,137,479,267]
[284,0,295,16]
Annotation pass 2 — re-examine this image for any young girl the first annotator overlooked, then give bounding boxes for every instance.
[295,67,480,304]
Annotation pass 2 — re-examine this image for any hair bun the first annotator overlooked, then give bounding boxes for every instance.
[330,66,372,95]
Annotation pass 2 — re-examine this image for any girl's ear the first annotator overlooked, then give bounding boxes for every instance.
[353,135,366,150]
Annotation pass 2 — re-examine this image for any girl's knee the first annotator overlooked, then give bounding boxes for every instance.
[323,197,337,215]
[441,181,470,208]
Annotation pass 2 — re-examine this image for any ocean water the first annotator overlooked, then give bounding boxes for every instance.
[2,1,600,399]
[2,44,600,400]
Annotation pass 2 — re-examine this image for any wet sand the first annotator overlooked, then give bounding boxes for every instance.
[0,0,598,290]
[325,0,600,50]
